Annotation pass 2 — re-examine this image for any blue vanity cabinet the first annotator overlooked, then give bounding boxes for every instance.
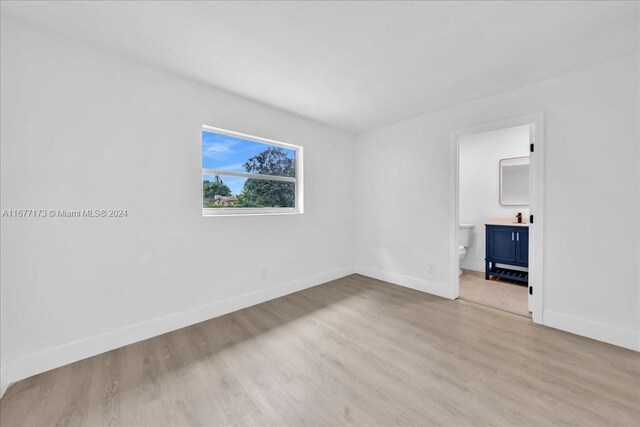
[485,224,529,284]
[515,227,529,265]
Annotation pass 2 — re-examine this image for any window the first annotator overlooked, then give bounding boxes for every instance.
[202,126,303,216]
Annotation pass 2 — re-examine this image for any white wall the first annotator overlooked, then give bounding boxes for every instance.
[2,13,639,400]
[0,16,356,394]
[459,125,530,272]
[355,53,640,351]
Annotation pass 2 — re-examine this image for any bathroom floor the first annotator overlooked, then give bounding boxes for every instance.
[459,269,530,317]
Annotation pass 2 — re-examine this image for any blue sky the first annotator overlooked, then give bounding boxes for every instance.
[202,130,295,195]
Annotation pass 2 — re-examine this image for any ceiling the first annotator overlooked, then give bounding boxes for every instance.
[2,1,638,133]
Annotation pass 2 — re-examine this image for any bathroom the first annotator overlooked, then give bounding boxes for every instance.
[458,124,531,316]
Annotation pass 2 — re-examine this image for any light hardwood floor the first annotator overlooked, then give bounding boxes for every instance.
[459,269,530,317]
[1,274,638,426]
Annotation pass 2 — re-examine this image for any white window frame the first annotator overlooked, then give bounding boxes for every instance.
[202,125,304,216]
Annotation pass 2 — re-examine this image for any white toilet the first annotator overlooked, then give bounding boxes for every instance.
[459,224,476,276]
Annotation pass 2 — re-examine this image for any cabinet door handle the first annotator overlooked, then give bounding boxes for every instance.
[517,232,519,241]
[512,232,514,241]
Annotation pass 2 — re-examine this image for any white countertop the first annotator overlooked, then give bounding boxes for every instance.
[486,218,529,227]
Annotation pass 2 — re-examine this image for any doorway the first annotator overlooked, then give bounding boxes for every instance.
[450,114,544,323]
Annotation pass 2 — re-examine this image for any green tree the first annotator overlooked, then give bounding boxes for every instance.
[236,148,295,207]
[203,175,231,207]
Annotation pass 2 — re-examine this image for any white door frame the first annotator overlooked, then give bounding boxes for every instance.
[449,113,544,323]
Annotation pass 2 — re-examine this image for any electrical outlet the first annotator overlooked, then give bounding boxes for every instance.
[261,268,267,279]
[428,264,435,274]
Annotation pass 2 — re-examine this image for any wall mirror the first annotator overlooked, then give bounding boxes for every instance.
[499,156,529,206]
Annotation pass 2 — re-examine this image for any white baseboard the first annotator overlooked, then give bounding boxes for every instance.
[543,310,640,351]
[3,268,636,398]
[460,263,485,274]
[355,266,453,299]
[0,266,354,398]
[354,267,639,352]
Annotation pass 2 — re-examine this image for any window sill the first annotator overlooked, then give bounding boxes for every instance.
[202,208,302,217]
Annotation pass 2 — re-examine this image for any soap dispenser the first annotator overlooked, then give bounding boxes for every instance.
[516,212,522,224]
